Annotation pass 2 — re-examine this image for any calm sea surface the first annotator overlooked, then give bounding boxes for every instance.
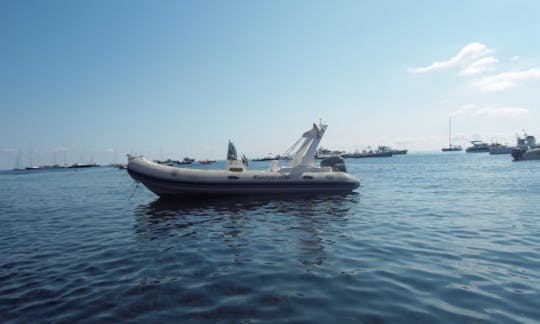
[1,153,539,323]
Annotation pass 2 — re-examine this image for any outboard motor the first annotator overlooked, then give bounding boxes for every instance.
[320,156,347,172]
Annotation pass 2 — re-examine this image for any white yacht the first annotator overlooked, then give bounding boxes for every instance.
[127,123,360,197]
[465,140,489,153]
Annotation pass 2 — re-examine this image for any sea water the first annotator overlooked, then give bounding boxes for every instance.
[1,153,539,322]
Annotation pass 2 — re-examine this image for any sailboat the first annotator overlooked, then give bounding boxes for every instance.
[13,150,25,170]
[441,117,462,152]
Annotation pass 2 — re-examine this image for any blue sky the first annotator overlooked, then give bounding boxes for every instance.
[1,0,539,168]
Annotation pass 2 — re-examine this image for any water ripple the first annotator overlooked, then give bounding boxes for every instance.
[1,157,540,322]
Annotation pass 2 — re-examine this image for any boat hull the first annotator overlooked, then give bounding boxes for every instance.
[343,152,392,158]
[523,148,540,160]
[511,147,540,161]
[465,147,489,153]
[442,147,462,152]
[392,150,408,155]
[127,157,359,197]
[489,147,513,154]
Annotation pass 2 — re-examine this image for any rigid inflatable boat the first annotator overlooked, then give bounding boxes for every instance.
[127,123,359,197]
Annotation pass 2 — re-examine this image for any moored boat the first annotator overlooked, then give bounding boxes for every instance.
[314,147,345,159]
[177,157,195,165]
[199,159,216,165]
[127,123,360,197]
[68,162,100,168]
[377,146,407,155]
[251,154,291,161]
[342,148,392,158]
[511,134,539,161]
[442,117,462,152]
[489,143,513,154]
[521,148,540,160]
[442,146,462,152]
[465,140,489,153]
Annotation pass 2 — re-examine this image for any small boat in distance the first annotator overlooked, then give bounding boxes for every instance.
[127,122,359,197]
[154,159,175,166]
[111,163,127,169]
[177,157,195,165]
[68,162,100,168]
[342,148,392,158]
[252,154,292,161]
[377,146,408,155]
[442,117,462,152]
[199,159,216,165]
[251,154,275,162]
[465,140,489,153]
[442,145,462,152]
[314,147,345,159]
[489,143,513,154]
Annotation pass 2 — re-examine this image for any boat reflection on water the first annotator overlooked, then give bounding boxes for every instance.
[134,193,359,227]
[133,193,359,270]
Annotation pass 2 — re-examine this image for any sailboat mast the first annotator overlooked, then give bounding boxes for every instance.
[29,141,33,167]
[448,117,451,147]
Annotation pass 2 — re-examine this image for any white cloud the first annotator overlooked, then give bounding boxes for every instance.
[471,68,540,92]
[409,42,492,74]
[452,104,529,117]
[459,57,498,76]
[511,55,520,61]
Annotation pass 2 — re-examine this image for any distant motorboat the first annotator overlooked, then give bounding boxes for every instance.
[68,162,100,168]
[391,149,408,155]
[111,163,127,170]
[314,147,345,159]
[251,154,291,162]
[199,159,216,165]
[252,155,275,162]
[177,157,195,165]
[127,123,359,197]
[154,159,175,166]
[465,141,489,153]
[489,143,513,154]
[342,149,392,158]
[377,146,407,155]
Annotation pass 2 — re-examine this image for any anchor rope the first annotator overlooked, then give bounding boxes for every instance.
[128,182,140,200]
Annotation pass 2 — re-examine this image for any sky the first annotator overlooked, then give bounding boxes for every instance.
[1,0,539,169]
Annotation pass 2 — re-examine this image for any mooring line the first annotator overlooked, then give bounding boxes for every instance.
[128,182,140,200]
